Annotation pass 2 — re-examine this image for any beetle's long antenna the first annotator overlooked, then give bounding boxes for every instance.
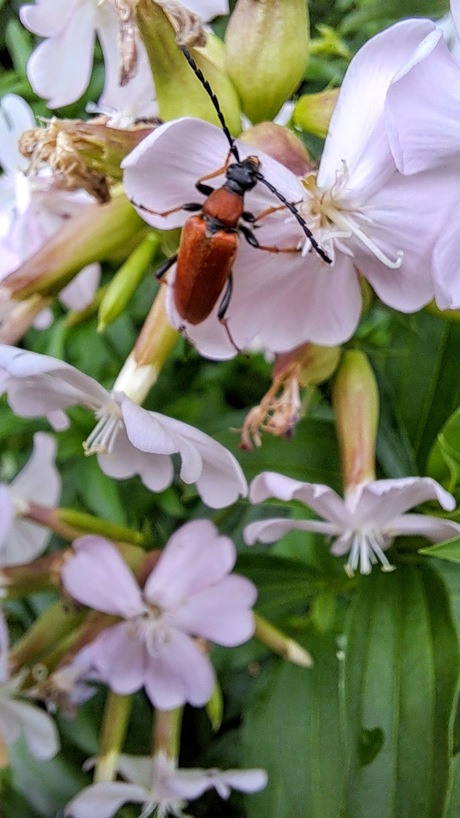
[181,45,240,162]
[255,173,332,264]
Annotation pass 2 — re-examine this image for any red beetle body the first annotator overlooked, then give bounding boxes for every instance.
[174,214,238,325]
[174,188,245,324]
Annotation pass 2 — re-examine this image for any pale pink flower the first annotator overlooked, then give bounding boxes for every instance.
[0,94,101,322]
[61,522,256,708]
[0,344,247,508]
[244,472,460,575]
[0,432,60,567]
[123,19,456,360]
[65,751,267,818]
[0,610,60,759]
[20,0,228,115]
[383,23,460,309]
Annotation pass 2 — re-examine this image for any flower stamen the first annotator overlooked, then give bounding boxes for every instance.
[83,402,123,455]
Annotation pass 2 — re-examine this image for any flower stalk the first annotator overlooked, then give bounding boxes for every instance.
[94,693,135,783]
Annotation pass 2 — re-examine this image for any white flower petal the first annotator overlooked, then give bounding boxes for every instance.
[0,697,60,759]
[318,18,437,197]
[25,4,97,107]
[65,782,148,818]
[62,537,144,617]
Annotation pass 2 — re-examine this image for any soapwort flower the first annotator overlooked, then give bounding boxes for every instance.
[20,0,229,114]
[123,19,459,360]
[65,751,267,818]
[0,432,60,567]
[0,94,101,331]
[0,610,60,760]
[244,472,460,575]
[0,344,246,508]
[61,522,256,708]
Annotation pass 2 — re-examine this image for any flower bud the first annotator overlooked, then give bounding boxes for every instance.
[241,122,313,175]
[98,232,161,331]
[293,88,339,139]
[0,192,146,302]
[225,0,309,123]
[332,350,379,493]
[136,0,241,133]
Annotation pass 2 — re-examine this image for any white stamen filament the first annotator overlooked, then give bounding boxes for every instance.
[300,171,404,269]
[343,528,396,577]
[83,402,123,455]
[325,208,403,269]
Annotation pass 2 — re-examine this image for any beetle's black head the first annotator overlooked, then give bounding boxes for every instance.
[224,156,260,195]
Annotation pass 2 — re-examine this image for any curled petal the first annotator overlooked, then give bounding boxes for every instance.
[122,400,247,508]
[386,32,460,174]
[249,472,348,526]
[0,346,109,422]
[352,477,456,527]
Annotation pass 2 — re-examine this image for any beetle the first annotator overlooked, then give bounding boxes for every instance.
[132,46,331,342]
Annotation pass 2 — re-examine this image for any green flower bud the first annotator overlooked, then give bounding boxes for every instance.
[293,88,339,138]
[225,0,309,124]
[98,232,161,332]
[332,350,379,492]
[1,192,146,301]
[136,1,241,133]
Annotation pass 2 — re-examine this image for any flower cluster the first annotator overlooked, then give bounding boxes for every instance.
[1,0,460,815]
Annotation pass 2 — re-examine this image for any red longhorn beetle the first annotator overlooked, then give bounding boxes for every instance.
[133,46,331,343]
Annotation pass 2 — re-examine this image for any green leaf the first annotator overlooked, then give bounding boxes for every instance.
[420,537,460,565]
[427,405,460,494]
[241,630,346,818]
[372,314,460,472]
[343,564,459,818]
[236,553,341,619]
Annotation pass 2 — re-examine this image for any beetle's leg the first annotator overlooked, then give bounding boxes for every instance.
[239,224,300,253]
[129,198,198,218]
[217,273,241,353]
[195,149,233,187]
[196,182,215,196]
[252,203,290,222]
[155,253,178,280]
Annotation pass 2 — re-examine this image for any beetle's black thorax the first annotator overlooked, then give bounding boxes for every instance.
[223,156,260,196]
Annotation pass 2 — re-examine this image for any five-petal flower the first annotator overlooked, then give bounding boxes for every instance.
[0,344,247,508]
[65,751,267,818]
[244,472,460,575]
[61,522,256,708]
